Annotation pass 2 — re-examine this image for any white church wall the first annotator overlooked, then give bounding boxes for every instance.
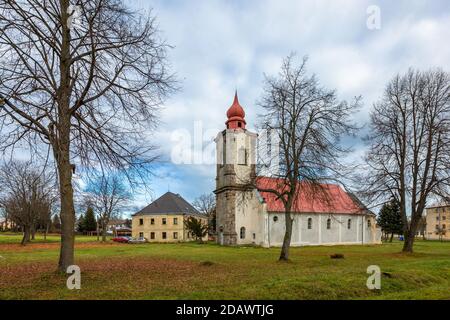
[234,189,265,245]
[320,215,340,244]
[265,212,381,247]
[340,215,359,243]
[300,215,320,244]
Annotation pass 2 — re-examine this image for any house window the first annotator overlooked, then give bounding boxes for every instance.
[326,218,331,230]
[151,218,155,225]
[240,227,246,239]
[443,216,447,220]
[173,232,178,239]
[436,224,439,230]
[253,233,256,240]
[139,232,143,238]
[139,219,143,226]
[443,225,446,230]
[368,219,371,228]
[347,219,352,229]
[162,232,167,239]
[436,216,440,221]
[307,218,312,229]
[162,218,167,225]
[150,232,155,240]
[173,217,178,225]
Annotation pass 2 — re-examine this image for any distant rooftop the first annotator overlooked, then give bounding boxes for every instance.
[133,192,202,216]
[426,202,450,209]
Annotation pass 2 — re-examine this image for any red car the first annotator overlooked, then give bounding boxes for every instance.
[112,236,130,243]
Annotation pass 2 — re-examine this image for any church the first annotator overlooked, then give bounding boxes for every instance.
[214,93,382,247]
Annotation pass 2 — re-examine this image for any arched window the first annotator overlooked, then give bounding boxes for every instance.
[240,227,246,239]
[273,216,278,222]
[327,218,331,230]
[367,219,371,228]
[307,218,312,229]
[347,219,352,229]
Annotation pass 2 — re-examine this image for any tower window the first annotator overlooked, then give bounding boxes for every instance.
[238,122,242,128]
[240,227,246,239]
[222,131,227,165]
[238,147,247,165]
[347,219,352,229]
[273,216,278,222]
[367,219,371,228]
[326,218,331,230]
[307,218,312,229]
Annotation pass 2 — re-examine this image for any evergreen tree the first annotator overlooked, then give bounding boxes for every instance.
[77,214,85,233]
[377,199,403,242]
[84,207,97,232]
[184,217,208,243]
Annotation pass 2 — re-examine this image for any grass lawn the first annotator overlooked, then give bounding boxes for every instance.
[1,232,449,300]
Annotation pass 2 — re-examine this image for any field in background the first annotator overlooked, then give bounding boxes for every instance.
[0,233,108,244]
[1,233,449,300]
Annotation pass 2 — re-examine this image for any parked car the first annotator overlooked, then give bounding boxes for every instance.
[112,236,130,243]
[128,237,148,244]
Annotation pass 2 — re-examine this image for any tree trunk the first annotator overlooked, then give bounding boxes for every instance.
[56,0,75,272]
[21,226,31,245]
[402,215,420,253]
[44,223,49,241]
[389,233,394,243]
[402,226,417,253]
[279,210,293,261]
[31,225,36,240]
[96,221,100,241]
[57,158,76,271]
[101,221,107,242]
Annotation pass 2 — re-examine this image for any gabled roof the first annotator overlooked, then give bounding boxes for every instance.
[256,177,371,215]
[133,192,202,216]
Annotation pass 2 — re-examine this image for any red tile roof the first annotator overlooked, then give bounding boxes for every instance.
[256,177,367,214]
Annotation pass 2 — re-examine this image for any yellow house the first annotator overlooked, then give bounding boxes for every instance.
[132,192,208,242]
[425,203,450,240]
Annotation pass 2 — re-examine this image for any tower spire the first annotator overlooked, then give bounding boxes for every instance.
[226,91,246,129]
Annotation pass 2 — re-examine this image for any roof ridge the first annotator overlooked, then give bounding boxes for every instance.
[133,191,200,216]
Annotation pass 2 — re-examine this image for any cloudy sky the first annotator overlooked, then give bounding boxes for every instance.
[127,0,450,210]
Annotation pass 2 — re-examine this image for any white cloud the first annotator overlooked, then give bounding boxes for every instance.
[130,0,450,200]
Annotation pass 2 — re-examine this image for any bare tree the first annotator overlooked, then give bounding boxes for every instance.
[84,173,130,241]
[255,54,360,261]
[0,161,56,245]
[362,69,450,253]
[0,1,174,270]
[193,193,216,234]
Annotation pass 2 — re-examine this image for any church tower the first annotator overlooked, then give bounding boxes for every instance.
[214,92,257,245]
